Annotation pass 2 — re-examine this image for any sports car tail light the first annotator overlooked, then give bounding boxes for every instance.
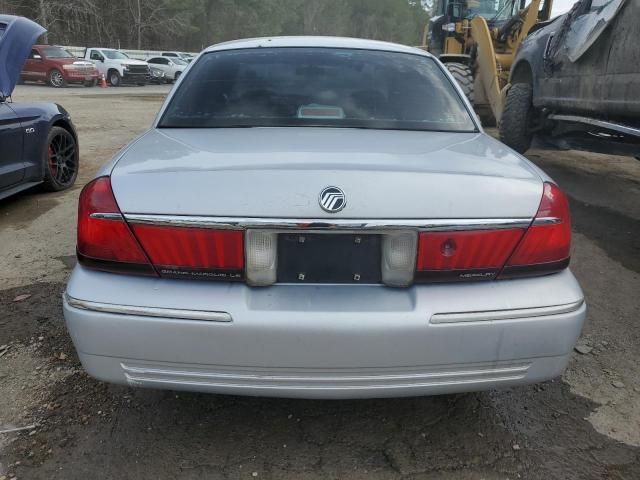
[77,177,155,275]
[130,224,244,280]
[381,232,417,287]
[416,229,525,282]
[501,182,571,277]
[245,230,278,286]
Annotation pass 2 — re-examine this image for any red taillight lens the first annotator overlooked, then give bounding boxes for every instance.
[502,182,571,277]
[77,177,155,275]
[416,229,524,282]
[131,224,244,280]
[77,177,245,280]
[415,182,571,282]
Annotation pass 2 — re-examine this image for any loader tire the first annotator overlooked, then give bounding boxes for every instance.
[445,62,474,103]
[500,83,533,154]
[479,110,497,127]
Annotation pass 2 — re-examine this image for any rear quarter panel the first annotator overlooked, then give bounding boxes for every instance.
[9,102,77,182]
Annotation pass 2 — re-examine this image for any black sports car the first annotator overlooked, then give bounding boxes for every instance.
[0,15,78,200]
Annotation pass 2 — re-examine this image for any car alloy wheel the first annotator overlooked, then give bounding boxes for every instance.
[48,70,65,88]
[47,128,78,188]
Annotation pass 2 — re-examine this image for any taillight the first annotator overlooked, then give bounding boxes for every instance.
[77,177,244,280]
[131,224,244,280]
[416,229,524,282]
[77,177,155,275]
[77,176,570,285]
[415,181,571,282]
[501,182,571,277]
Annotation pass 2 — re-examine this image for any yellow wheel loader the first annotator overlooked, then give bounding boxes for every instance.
[423,0,553,125]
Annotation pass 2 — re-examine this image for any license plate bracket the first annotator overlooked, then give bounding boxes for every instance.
[277,233,381,284]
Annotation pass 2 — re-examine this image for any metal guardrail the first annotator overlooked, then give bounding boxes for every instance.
[62,46,198,60]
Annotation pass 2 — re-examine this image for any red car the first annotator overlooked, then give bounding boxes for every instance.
[21,45,99,87]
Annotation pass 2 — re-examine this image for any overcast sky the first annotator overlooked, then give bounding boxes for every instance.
[552,0,578,16]
[420,0,580,17]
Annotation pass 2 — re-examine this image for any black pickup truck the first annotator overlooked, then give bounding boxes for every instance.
[499,0,639,157]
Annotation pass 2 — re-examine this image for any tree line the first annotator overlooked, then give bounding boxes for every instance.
[0,0,429,52]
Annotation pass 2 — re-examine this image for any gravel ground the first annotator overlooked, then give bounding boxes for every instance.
[0,84,638,480]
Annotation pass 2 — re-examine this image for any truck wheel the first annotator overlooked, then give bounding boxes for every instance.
[499,83,534,154]
[174,71,182,81]
[108,70,121,87]
[48,69,67,88]
[445,62,474,103]
[42,126,79,192]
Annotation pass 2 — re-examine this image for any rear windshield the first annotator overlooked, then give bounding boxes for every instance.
[159,47,476,132]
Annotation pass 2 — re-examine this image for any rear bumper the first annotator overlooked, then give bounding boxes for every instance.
[63,266,585,399]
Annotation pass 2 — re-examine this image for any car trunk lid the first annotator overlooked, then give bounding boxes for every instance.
[110,127,544,219]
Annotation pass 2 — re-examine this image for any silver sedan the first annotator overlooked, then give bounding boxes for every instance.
[63,37,585,399]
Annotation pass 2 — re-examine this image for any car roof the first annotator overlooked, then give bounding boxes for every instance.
[203,36,432,57]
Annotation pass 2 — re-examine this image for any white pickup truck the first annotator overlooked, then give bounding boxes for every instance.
[83,48,150,86]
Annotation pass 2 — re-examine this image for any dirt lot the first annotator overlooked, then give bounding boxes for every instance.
[0,84,639,480]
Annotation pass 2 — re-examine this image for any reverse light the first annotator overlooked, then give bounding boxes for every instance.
[381,232,417,287]
[245,230,278,286]
[77,177,155,275]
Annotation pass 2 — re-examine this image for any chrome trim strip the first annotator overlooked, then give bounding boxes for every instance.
[532,216,561,226]
[125,374,528,391]
[122,214,532,232]
[90,212,123,221]
[430,300,584,324]
[64,294,232,322]
[122,363,530,382]
[548,114,640,138]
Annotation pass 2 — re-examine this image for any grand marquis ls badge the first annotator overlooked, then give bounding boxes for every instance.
[319,186,346,213]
